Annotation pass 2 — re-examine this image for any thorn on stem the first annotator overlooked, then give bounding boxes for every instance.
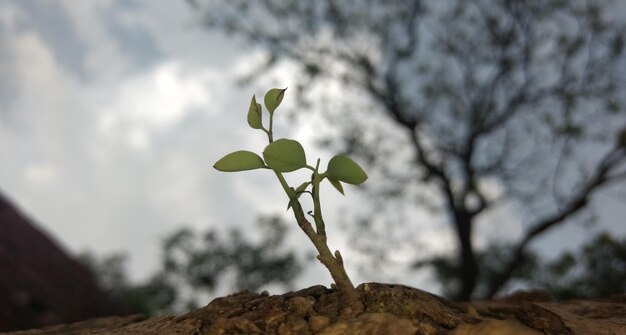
[335,250,344,263]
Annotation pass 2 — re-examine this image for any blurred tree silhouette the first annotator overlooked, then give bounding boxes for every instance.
[160,215,301,304]
[79,252,177,316]
[188,0,626,299]
[81,215,301,315]
[530,232,626,299]
[415,232,626,300]
[82,230,625,314]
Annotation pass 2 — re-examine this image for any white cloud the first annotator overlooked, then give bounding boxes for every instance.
[0,0,263,281]
[56,0,131,80]
[0,0,22,32]
[10,31,76,107]
[24,164,57,185]
[97,62,219,151]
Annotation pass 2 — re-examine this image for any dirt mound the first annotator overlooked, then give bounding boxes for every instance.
[4,283,625,335]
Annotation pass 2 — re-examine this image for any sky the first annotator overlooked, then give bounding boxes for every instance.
[0,0,624,296]
[0,0,365,291]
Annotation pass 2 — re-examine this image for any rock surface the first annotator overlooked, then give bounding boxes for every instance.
[3,283,624,335]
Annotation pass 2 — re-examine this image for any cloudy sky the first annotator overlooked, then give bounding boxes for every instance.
[0,0,366,290]
[0,0,624,295]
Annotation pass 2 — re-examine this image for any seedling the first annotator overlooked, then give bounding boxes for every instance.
[213,88,366,310]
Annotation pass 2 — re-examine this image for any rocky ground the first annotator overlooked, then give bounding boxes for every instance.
[3,282,625,335]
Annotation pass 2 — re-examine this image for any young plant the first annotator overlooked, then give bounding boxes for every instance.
[213,88,366,311]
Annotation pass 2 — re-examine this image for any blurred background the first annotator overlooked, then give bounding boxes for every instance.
[1,0,625,331]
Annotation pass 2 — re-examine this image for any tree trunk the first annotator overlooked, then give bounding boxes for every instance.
[453,210,478,301]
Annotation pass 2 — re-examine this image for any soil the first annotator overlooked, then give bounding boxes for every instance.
[3,282,625,335]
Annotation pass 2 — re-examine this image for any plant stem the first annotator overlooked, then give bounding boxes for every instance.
[273,170,362,313]
[311,166,326,237]
[268,113,274,143]
[289,198,362,312]
[273,171,295,198]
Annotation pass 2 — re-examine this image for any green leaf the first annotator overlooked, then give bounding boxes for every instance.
[326,155,368,185]
[264,88,287,114]
[213,150,266,172]
[294,181,311,194]
[263,138,306,172]
[247,95,263,129]
[327,177,344,195]
[287,182,311,211]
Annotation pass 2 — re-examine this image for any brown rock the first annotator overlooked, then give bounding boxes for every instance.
[450,319,542,335]
[2,282,625,334]
[319,313,417,335]
[308,315,330,333]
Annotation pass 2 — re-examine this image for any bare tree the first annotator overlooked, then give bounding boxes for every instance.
[188,0,626,300]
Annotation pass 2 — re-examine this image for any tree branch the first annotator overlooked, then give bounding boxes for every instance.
[485,146,626,298]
